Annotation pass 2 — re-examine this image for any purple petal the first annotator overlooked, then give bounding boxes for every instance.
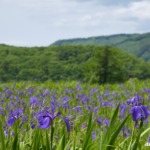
[30,121,36,129]
[148,135,150,143]
[97,117,103,124]
[59,116,70,132]
[92,131,96,140]
[130,106,142,121]
[63,118,71,132]
[51,102,55,117]
[38,115,51,129]
[7,117,15,126]
[14,108,23,119]
[141,106,150,119]
[103,118,110,126]
[30,96,38,105]
[4,130,9,137]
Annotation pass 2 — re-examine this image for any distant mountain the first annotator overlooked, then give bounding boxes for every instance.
[52,33,150,62]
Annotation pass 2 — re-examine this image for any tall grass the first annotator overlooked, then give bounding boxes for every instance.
[0,79,150,149]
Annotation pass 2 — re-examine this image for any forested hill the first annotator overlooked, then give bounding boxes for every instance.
[0,44,150,83]
[52,33,150,62]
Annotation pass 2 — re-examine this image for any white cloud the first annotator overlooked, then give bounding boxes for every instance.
[114,0,150,21]
[129,1,150,20]
[0,0,150,46]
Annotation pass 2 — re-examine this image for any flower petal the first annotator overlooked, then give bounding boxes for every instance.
[141,106,150,119]
[30,96,38,105]
[130,106,142,121]
[38,115,51,129]
[59,116,70,132]
[7,117,15,126]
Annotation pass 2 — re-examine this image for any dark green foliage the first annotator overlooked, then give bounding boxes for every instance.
[0,44,150,83]
[84,46,150,83]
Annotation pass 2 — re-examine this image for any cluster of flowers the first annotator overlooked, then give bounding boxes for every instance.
[0,84,150,141]
[5,96,70,133]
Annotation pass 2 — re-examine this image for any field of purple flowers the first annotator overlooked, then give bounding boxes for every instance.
[0,79,150,150]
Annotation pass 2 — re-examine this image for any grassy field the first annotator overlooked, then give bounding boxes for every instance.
[0,78,150,150]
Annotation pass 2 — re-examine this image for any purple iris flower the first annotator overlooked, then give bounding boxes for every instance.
[37,111,70,132]
[120,104,128,116]
[99,96,103,102]
[65,89,73,94]
[81,124,87,129]
[103,118,110,127]
[104,90,109,97]
[127,94,142,106]
[30,96,39,105]
[62,96,69,103]
[130,105,150,122]
[30,120,36,129]
[76,83,82,91]
[5,89,13,99]
[122,126,131,137]
[7,108,23,126]
[90,88,98,96]
[127,94,150,125]
[0,107,4,115]
[19,116,28,128]
[4,130,9,137]
[92,131,96,140]
[30,96,39,109]
[148,136,150,143]
[80,95,90,104]
[43,89,50,97]
[97,117,103,124]
[101,101,115,108]
[73,106,82,113]
[86,105,91,113]
[93,107,98,113]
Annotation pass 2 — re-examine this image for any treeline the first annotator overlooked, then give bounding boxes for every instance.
[0,44,150,83]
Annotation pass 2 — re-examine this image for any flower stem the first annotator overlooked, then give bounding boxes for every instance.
[50,122,54,150]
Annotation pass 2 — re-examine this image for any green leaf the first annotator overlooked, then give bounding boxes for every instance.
[12,132,18,150]
[106,115,129,150]
[119,137,130,149]
[12,122,19,150]
[140,127,150,138]
[56,135,65,150]
[82,112,94,150]
[31,129,41,150]
[131,129,143,150]
[100,104,120,150]
[0,122,6,150]
[46,130,51,150]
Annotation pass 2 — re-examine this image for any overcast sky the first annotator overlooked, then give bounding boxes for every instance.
[0,0,150,47]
